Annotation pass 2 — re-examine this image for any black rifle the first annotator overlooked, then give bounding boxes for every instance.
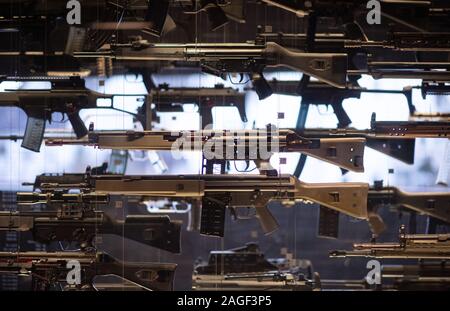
[0,76,146,152]
[194,243,280,275]
[261,0,450,30]
[148,83,247,128]
[259,32,450,53]
[2,191,181,253]
[248,79,417,128]
[0,250,177,291]
[147,0,246,34]
[22,163,109,191]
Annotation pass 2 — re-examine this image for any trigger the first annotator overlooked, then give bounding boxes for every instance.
[59,112,66,122]
[239,73,244,83]
[244,160,250,171]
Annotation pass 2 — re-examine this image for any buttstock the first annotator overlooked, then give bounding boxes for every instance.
[366,138,415,164]
[296,181,369,219]
[396,189,450,225]
[266,42,347,88]
[117,215,182,254]
[301,138,365,172]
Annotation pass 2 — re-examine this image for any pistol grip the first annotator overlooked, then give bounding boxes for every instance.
[199,107,214,129]
[252,75,274,100]
[255,205,279,235]
[68,112,88,138]
[331,102,352,128]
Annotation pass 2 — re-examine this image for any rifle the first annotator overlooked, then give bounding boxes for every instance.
[146,0,246,34]
[248,80,416,128]
[349,60,450,82]
[194,243,280,275]
[410,113,450,122]
[322,264,450,290]
[366,180,450,235]
[193,242,312,290]
[147,83,248,129]
[381,263,450,290]
[22,163,109,191]
[193,271,316,291]
[312,179,450,239]
[24,173,369,238]
[261,0,450,30]
[259,32,450,53]
[0,0,162,37]
[0,76,146,152]
[298,113,450,165]
[383,263,450,279]
[45,127,366,174]
[73,40,348,99]
[192,243,370,291]
[0,250,176,291]
[256,30,450,176]
[330,226,450,259]
[0,0,244,38]
[1,191,181,253]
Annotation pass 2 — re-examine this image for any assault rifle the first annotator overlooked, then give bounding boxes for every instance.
[73,40,348,99]
[194,243,280,275]
[0,250,176,291]
[193,242,314,290]
[410,113,450,123]
[261,0,450,30]
[45,127,366,174]
[256,29,450,176]
[381,263,450,290]
[0,0,245,37]
[330,226,450,259]
[23,173,369,238]
[258,31,450,97]
[1,191,181,253]
[0,76,146,152]
[193,270,317,291]
[192,243,369,291]
[297,113,450,165]
[366,180,450,236]
[308,180,450,239]
[249,80,416,128]
[259,32,450,53]
[22,163,109,192]
[147,83,248,128]
[147,0,246,34]
[351,60,450,82]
